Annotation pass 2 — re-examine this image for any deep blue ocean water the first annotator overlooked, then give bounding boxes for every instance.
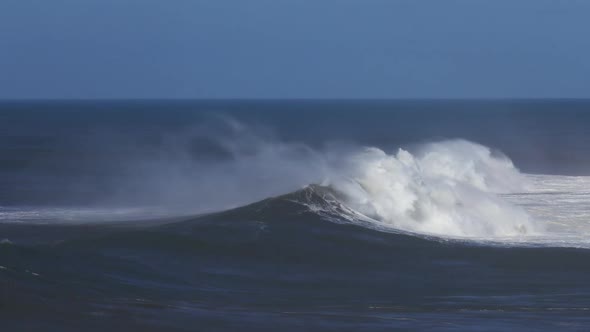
[1,100,590,331]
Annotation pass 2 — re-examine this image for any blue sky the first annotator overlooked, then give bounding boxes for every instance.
[1,0,589,99]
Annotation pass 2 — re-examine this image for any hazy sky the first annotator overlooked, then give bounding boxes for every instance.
[1,0,589,99]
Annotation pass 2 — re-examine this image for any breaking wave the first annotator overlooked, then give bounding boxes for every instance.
[0,139,546,240]
[320,140,542,238]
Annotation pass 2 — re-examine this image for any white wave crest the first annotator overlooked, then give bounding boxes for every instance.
[327,140,543,238]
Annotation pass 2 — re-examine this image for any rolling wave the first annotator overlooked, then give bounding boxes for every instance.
[1,139,589,249]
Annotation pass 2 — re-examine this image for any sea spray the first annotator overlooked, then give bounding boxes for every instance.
[326,140,542,237]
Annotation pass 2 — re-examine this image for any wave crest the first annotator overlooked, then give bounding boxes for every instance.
[325,140,542,238]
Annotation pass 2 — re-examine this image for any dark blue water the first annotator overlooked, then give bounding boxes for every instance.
[1,100,590,331]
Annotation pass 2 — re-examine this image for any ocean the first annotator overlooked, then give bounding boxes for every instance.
[1,100,590,331]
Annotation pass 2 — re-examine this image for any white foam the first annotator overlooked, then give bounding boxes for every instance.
[327,140,543,238]
[0,206,175,224]
[501,174,590,248]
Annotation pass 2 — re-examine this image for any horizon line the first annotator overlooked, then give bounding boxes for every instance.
[1,97,590,102]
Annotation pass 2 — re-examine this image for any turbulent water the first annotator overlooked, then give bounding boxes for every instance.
[1,100,590,331]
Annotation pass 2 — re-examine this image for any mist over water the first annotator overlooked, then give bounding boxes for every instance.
[123,130,543,238]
